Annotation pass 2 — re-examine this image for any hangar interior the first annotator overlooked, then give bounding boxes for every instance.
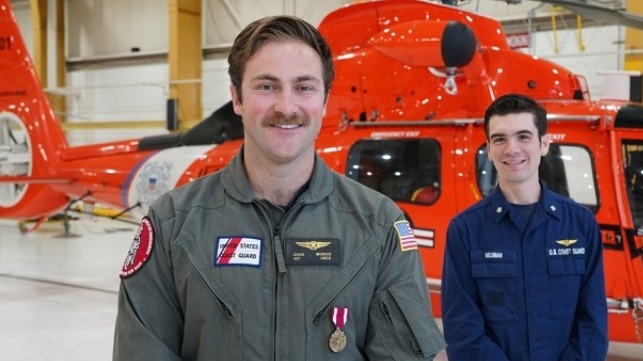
[1,0,643,360]
[9,0,643,144]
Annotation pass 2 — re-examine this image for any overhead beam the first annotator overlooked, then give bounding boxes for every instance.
[29,0,47,85]
[501,11,601,36]
[52,0,66,122]
[28,0,66,122]
[537,0,643,30]
[625,0,643,72]
[168,0,203,131]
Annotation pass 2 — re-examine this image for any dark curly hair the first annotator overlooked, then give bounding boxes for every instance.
[484,94,547,139]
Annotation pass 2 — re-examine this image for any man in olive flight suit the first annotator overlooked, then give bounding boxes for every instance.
[113,14,445,361]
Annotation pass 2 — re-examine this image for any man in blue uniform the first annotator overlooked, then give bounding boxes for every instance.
[441,93,608,360]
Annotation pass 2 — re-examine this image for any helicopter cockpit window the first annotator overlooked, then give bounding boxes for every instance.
[346,139,441,205]
[476,143,598,211]
[623,140,643,234]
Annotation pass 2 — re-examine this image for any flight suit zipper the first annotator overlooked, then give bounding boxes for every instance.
[272,201,304,360]
[273,224,286,361]
[252,200,282,361]
[254,199,297,361]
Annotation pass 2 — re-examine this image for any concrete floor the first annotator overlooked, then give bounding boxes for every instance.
[0,217,641,361]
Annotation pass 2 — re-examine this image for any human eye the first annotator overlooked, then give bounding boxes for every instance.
[491,136,505,144]
[256,83,275,92]
[296,82,317,93]
[250,76,279,93]
[294,76,321,94]
[298,84,312,92]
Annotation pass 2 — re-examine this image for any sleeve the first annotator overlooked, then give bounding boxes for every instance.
[559,214,608,361]
[364,212,446,360]
[112,210,184,361]
[440,218,511,361]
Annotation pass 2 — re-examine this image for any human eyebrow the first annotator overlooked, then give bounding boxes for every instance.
[516,130,535,138]
[251,74,280,83]
[294,75,321,84]
[489,133,505,141]
[490,129,534,139]
[249,75,280,92]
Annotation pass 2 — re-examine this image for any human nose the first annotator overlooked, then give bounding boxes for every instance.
[274,89,298,115]
[504,137,520,154]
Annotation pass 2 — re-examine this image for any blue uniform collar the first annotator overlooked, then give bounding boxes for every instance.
[490,181,563,224]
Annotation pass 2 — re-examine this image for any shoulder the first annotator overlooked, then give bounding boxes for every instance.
[150,172,225,219]
[450,196,491,225]
[324,172,404,236]
[545,187,595,218]
[331,172,399,213]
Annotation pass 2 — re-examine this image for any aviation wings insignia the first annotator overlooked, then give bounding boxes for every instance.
[555,239,578,247]
[295,241,332,251]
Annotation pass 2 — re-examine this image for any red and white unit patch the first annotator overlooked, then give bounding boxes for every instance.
[120,217,154,278]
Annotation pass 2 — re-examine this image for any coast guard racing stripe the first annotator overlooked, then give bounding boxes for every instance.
[215,237,262,267]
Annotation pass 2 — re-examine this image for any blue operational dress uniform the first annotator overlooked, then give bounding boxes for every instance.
[441,182,608,361]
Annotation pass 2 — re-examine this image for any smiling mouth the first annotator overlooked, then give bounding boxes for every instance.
[503,159,525,166]
[270,122,302,129]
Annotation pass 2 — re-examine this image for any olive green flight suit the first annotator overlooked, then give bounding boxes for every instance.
[113,150,445,360]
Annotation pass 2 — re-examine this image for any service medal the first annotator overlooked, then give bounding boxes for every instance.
[329,306,349,353]
[329,327,347,352]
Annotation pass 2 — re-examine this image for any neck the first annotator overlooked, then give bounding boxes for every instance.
[499,179,541,205]
[244,150,314,206]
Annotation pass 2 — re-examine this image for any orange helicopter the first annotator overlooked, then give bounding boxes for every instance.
[1,0,643,344]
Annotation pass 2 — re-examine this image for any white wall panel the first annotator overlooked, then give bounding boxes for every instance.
[67,0,168,59]
[532,25,623,98]
[65,62,170,144]
[66,63,169,121]
[64,55,231,145]
[203,0,350,48]
[202,54,232,114]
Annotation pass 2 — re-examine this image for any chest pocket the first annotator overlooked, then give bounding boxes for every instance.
[471,251,518,322]
[548,258,585,320]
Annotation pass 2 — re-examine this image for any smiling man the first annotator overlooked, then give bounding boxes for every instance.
[113,15,445,361]
[441,94,608,361]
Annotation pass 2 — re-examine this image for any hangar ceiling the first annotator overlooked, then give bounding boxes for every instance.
[538,0,643,30]
[455,0,643,34]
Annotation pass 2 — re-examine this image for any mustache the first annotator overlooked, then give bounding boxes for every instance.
[262,112,310,127]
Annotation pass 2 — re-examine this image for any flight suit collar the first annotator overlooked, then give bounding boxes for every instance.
[489,180,563,224]
[222,145,254,203]
[302,153,334,204]
[222,145,334,206]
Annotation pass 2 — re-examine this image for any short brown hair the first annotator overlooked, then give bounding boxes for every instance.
[228,16,334,103]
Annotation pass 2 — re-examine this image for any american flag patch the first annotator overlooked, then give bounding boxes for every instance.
[394,220,418,252]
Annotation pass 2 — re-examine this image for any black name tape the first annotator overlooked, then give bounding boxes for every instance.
[285,238,341,266]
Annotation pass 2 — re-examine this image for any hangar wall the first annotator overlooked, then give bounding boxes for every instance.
[9,0,633,144]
